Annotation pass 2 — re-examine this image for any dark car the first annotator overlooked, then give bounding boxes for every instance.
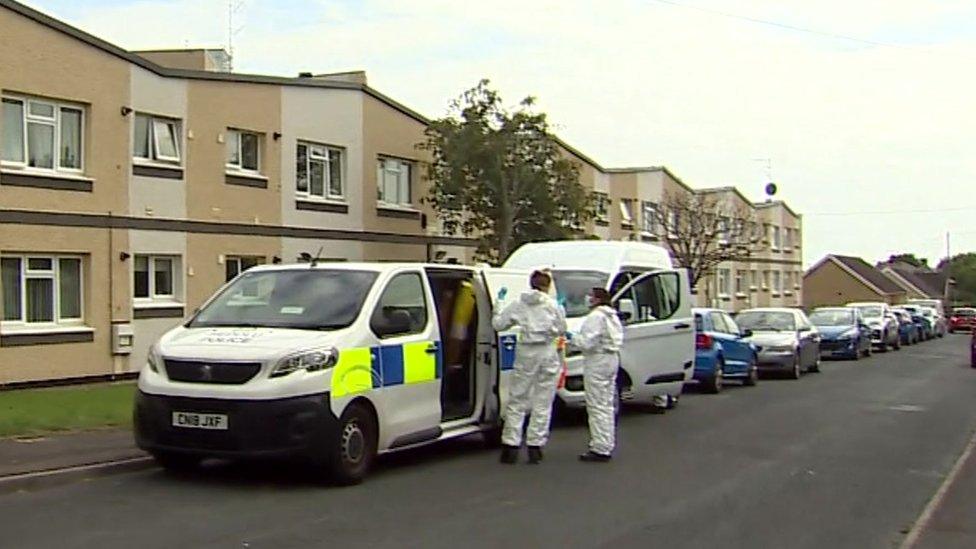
[809,307,872,360]
[950,308,976,334]
[971,329,976,368]
[892,308,920,345]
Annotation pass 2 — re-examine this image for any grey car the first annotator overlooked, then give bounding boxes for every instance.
[736,308,821,379]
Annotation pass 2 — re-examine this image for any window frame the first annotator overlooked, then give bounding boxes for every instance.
[376,157,414,207]
[717,268,731,297]
[225,128,262,174]
[640,201,657,236]
[297,141,345,201]
[0,254,85,328]
[224,255,264,283]
[619,199,635,226]
[1,95,85,174]
[593,192,610,222]
[133,113,182,165]
[369,271,430,338]
[133,254,182,305]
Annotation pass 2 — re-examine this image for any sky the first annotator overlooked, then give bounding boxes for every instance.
[20,0,976,268]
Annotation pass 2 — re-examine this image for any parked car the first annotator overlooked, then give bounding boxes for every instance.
[919,306,946,338]
[808,307,872,360]
[949,307,976,334]
[736,308,820,379]
[846,302,900,351]
[902,305,933,340]
[908,298,946,321]
[891,308,920,345]
[692,308,759,393]
[971,329,976,368]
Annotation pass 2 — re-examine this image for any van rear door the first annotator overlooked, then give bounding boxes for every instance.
[611,269,694,402]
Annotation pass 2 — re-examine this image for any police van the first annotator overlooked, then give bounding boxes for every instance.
[134,262,544,484]
[502,240,694,410]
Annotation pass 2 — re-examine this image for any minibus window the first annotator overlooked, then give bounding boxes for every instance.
[189,269,378,330]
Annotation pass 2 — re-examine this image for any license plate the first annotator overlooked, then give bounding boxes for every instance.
[171,412,228,430]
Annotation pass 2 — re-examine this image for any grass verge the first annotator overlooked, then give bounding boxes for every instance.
[0,382,135,438]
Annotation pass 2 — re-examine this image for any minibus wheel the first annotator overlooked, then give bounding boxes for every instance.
[328,402,377,485]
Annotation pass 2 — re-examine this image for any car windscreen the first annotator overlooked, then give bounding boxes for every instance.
[954,309,976,317]
[855,306,883,318]
[189,269,379,330]
[809,309,853,326]
[550,270,609,318]
[735,311,796,332]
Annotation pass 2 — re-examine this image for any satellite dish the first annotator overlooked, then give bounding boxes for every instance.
[765,182,778,197]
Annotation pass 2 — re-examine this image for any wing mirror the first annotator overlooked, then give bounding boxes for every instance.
[373,309,413,338]
[616,298,636,322]
[740,329,753,338]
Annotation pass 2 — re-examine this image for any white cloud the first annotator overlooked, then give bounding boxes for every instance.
[20,0,976,266]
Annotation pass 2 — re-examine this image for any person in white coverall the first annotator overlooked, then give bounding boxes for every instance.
[574,287,624,462]
[492,270,567,464]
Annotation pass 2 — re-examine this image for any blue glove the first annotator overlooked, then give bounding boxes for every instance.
[497,287,508,301]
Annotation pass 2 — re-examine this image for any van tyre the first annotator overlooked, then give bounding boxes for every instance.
[152,451,200,472]
[327,402,377,485]
[743,359,758,386]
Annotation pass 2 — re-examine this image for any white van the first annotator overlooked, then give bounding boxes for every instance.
[502,241,695,409]
[135,262,544,484]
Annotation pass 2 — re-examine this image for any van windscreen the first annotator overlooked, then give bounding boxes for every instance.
[189,269,378,330]
[551,270,609,318]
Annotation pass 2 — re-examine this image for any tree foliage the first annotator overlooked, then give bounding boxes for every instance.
[648,191,767,289]
[938,252,976,305]
[419,80,594,263]
[885,253,929,269]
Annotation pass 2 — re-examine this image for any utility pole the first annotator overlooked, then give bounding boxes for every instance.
[944,231,952,305]
[227,0,245,71]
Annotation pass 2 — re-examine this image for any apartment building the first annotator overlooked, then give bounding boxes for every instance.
[0,0,804,384]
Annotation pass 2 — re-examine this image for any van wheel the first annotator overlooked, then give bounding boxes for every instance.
[327,402,377,485]
[743,359,758,386]
[152,451,200,472]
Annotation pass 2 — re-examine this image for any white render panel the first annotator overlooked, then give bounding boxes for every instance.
[281,86,364,230]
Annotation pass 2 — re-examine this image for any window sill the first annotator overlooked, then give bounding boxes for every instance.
[595,218,609,227]
[376,204,421,220]
[719,295,732,301]
[735,292,748,299]
[621,222,634,229]
[133,161,184,180]
[225,171,268,189]
[0,326,94,347]
[772,293,781,298]
[0,167,93,192]
[296,198,349,214]
[134,302,186,319]
[784,291,794,297]
[750,286,758,292]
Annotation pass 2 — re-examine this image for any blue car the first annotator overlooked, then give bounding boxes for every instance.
[809,307,872,360]
[692,308,758,393]
[891,308,920,345]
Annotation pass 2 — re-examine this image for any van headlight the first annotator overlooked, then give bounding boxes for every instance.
[271,347,340,378]
[147,345,161,373]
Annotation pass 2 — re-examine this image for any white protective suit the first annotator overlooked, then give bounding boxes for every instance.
[492,290,567,448]
[575,304,625,456]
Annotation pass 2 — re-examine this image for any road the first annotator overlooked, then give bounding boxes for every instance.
[1,336,974,549]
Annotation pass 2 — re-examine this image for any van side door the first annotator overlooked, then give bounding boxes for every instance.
[368,269,442,449]
[612,269,694,400]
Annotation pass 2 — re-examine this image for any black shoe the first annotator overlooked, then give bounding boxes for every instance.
[499,445,518,464]
[527,446,543,464]
[579,451,612,462]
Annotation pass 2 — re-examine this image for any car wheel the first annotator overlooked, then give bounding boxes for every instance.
[789,354,801,380]
[704,360,723,394]
[893,335,901,350]
[326,402,377,485]
[808,355,821,373]
[743,357,759,386]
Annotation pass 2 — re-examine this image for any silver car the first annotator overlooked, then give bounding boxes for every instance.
[735,308,821,379]
[846,302,901,351]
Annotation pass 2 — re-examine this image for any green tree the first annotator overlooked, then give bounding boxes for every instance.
[938,253,976,305]
[885,253,929,268]
[419,80,594,263]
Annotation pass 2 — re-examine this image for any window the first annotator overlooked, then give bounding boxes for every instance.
[717,268,731,296]
[717,217,729,244]
[370,272,428,337]
[784,272,792,292]
[225,256,263,282]
[762,270,769,289]
[134,255,180,302]
[618,271,680,324]
[735,270,746,294]
[1,96,83,172]
[619,199,635,226]
[593,192,609,222]
[226,129,260,172]
[750,269,758,290]
[771,226,782,250]
[1,255,83,326]
[297,142,344,200]
[783,228,793,249]
[667,209,680,237]
[641,201,657,235]
[134,113,181,164]
[772,271,782,294]
[377,157,413,206]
